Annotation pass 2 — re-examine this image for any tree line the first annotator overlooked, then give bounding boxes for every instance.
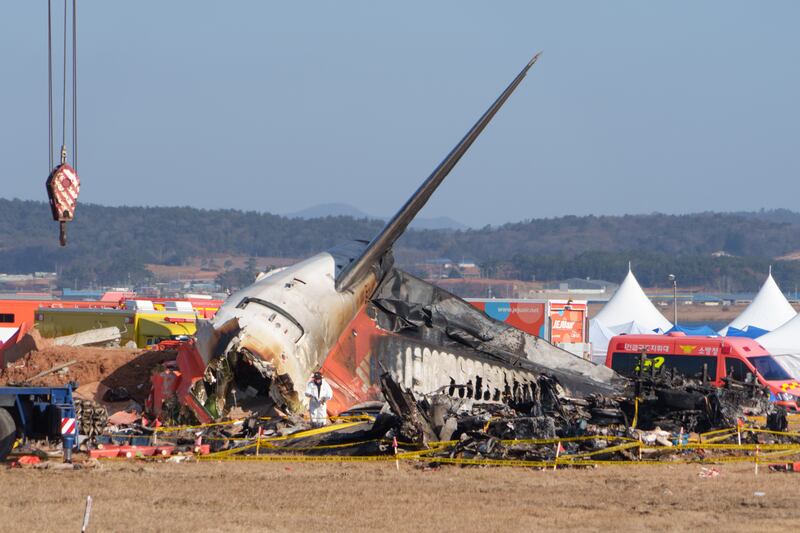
[1,198,799,292]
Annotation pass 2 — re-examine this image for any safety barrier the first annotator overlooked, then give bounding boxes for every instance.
[98,420,800,469]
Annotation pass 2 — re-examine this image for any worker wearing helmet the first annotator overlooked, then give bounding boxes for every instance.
[305,371,333,427]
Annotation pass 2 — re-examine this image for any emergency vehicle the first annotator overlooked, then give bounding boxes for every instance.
[605,333,800,411]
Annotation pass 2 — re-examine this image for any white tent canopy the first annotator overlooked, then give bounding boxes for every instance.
[589,268,672,362]
[592,268,673,332]
[758,313,800,355]
[719,270,796,336]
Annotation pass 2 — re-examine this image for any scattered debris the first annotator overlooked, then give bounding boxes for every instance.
[768,462,800,473]
[8,455,42,468]
[22,360,78,384]
[53,327,121,348]
[699,467,720,478]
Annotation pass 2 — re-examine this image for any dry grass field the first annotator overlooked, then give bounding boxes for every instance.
[1,460,798,532]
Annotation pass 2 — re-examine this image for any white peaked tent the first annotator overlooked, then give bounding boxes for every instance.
[758,313,800,355]
[589,268,673,362]
[719,270,796,336]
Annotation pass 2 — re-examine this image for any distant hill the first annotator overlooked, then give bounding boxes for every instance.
[1,198,799,291]
[286,202,468,230]
[734,208,800,225]
[287,203,374,220]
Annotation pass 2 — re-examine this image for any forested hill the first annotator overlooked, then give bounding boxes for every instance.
[1,198,800,291]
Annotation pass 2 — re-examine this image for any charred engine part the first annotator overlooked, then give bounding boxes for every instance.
[621,370,773,433]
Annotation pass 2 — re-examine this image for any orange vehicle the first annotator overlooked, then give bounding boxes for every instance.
[605,333,800,411]
[0,299,116,343]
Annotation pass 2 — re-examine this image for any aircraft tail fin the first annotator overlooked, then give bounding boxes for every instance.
[336,52,542,292]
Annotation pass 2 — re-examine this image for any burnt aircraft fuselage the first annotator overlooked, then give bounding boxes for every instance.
[191,53,624,420]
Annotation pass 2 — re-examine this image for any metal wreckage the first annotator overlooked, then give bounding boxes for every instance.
[139,54,792,465]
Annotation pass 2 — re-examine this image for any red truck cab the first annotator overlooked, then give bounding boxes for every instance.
[605,333,800,411]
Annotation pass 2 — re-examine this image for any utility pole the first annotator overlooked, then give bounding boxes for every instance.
[668,274,677,326]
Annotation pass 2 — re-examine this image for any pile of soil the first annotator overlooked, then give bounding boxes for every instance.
[0,345,177,404]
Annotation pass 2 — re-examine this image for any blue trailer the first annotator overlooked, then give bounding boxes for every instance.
[0,384,78,462]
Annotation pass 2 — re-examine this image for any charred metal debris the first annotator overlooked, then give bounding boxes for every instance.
[94,369,797,468]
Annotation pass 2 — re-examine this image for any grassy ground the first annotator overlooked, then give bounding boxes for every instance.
[1,460,798,532]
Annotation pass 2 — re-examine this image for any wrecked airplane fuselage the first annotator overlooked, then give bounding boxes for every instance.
[189,52,625,422]
[192,262,623,420]
[194,247,381,417]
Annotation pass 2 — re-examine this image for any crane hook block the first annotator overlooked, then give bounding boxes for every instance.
[45,163,81,246]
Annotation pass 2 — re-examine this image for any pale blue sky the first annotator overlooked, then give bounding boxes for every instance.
[2,1,798,226]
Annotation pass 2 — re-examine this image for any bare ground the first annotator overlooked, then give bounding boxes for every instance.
[0,346,176,404]
[1,461,799,532]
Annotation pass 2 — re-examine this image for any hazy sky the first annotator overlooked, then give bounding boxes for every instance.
[2,1,799,226]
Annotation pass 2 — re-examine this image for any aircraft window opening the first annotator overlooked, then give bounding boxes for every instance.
[268,313,276,322]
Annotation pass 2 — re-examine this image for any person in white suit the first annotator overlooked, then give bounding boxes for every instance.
[305,371,333,427]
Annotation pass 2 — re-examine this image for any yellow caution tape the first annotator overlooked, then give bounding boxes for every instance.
[697,431,738,444]
[154,419,245,433]
[262,421,366,442]
[560,441,642,460]
[501,435,637,446]
[199,453,395,463]
[329,415,376,423]
[99,439,800,468]
[203,421,368,458]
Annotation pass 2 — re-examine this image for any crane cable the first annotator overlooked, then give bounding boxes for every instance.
[72,0,77,171]
[47,0,77,170]
[46,0,79,246]
[47,1,52,170]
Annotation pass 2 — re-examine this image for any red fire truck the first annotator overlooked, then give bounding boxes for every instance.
[605,333,800,411]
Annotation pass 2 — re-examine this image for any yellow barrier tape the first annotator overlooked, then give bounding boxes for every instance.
[97,439,800,468]
[699,427,738,439]
[672,443,800,451]
[259,439,381,452]
[501,435,637,446]
[560,441,642,460]
[203,421,367,458]
[262,421,365,442]
[329,415,375,423]
[743,428,800,438]
[698,431,738,444]
[199,454,394,463]
[409,456,552,468]
[154,419,245,433]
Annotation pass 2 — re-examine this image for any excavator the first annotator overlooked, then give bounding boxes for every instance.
[165,53,626,423]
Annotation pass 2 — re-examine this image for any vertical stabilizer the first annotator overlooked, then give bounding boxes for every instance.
[335,53,542,291]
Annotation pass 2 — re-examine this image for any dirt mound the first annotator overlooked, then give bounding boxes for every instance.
[0,346,177,403]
